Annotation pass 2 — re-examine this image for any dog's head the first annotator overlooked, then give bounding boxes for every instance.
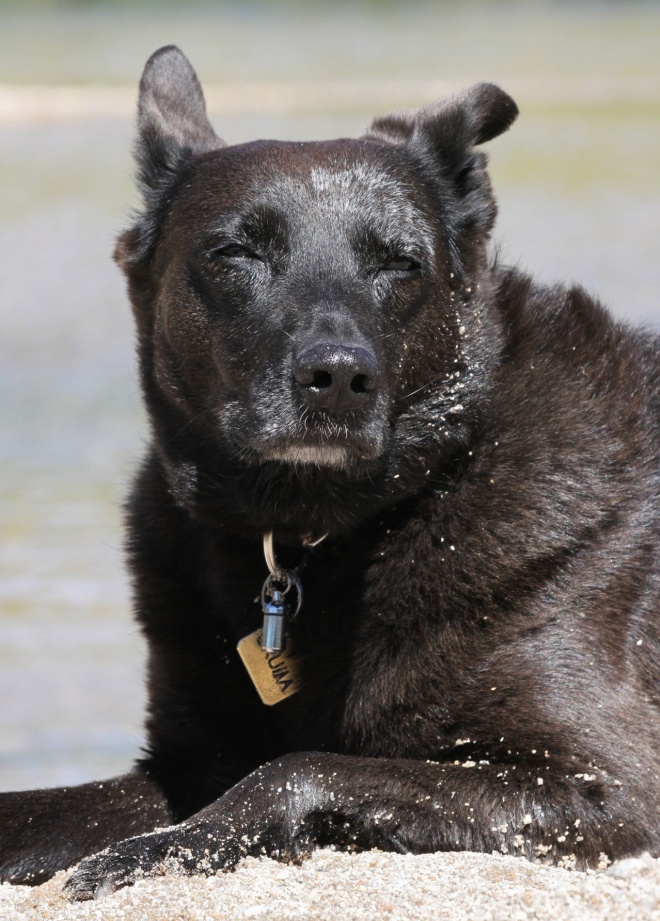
[117,47,517,535]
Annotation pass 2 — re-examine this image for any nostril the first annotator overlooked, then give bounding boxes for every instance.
[350,373,370,394]
[311,370,332,390]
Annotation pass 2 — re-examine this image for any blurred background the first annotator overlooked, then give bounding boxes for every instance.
[1,0,659,791]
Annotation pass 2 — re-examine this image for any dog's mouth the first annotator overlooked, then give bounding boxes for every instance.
[251,410,387,469]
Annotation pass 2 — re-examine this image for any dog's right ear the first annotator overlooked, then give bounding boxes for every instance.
[135,45,223,199]
[117,47,223,270]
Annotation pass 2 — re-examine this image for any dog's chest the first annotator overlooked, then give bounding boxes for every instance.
[218,520,486,758]
[263,562,473,757]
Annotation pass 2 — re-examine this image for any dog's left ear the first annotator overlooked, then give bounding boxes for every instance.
[366,84,517,262]
[367,83,518,164]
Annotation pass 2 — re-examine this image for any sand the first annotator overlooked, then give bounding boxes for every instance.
[2,849,659,921]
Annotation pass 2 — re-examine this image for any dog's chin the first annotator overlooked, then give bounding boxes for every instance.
[258,441,381,469]
[261,444,356,469]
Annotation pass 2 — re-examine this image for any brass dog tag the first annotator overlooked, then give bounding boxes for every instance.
[237,629,302,705]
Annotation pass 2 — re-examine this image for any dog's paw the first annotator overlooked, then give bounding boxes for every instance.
[64,830,176,901]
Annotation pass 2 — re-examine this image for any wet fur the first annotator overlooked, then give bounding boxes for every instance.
[0,47,658,897]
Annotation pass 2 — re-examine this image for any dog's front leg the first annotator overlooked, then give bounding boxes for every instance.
[0,769,173,885]
[65,749,648,900]
[66,755,324,900]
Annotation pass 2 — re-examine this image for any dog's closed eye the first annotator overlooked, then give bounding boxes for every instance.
[378,257,420,273]
[209,243,262,261]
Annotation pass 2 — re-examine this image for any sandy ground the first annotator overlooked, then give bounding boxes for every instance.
[1,850,659,921]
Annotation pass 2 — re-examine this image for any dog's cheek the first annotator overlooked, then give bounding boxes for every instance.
[150,267,254,419]
[222,341,294,451]
[151,310,215,418]
[382,277,458,403]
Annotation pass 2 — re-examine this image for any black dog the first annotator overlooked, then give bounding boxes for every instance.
[1,46,658,898]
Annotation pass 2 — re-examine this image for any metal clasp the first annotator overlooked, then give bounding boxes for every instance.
[260,534,303,654]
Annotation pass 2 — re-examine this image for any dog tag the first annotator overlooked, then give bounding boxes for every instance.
[237,629,302,706]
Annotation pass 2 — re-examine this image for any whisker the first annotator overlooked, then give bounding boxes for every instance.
[399,381,435,401]
[165,405,218,447]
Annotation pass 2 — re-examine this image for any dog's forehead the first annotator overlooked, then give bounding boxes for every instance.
[186,138,429,226]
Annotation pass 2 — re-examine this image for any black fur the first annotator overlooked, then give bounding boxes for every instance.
[1,46,658,898]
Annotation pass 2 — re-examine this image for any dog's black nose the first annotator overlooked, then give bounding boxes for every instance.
[293,343,379,415]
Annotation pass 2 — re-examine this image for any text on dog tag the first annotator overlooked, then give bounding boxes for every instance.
[237,629,301,705]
